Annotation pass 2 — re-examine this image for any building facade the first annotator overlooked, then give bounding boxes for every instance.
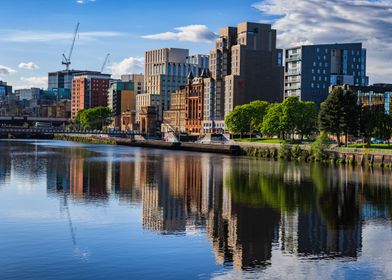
[330,84,392,115]
[204,22,284,131]
[185,76,204,134]
[284,43,369,105]
[161,88,186,133]
[121,74,144,94]
[71,74,112,118]
[48,70,103,90]
[107,81,136,129]
[143,48,208,121]
[0,81,12,99]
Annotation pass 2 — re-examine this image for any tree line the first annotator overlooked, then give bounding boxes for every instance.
[225,88,392,146]
[225,97,318,140]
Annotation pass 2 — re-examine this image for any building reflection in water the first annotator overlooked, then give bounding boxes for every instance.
[42,146,392,271]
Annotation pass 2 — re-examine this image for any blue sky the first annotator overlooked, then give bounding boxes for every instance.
[0,0,391,89]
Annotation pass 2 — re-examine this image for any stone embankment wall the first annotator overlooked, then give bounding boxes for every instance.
[238,142,392,168]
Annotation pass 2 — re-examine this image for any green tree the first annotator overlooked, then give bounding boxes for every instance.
[295,101,318,140]
[342,90,360,146]
[225,105,252,137]
[261,103,283,138]
[319,88,360,146]
[248,100,270,133]
[372,112,392,144]
[310,132,330,161]
[76,106,112,130]
[281,97,302,140]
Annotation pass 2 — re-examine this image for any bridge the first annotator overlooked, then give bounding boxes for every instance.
[0,116,69,126]
[0,128,142,137]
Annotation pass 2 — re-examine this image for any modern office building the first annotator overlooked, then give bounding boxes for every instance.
[143,48,209,120]
[330,84,392,115]
[71,73,112,118]
[107,81,136,129]
[48,70,103,90]
[204,22,284,131]
[0,81,12,99]
[284,43,369,105]
[15,88,41,101]
[121,74,144,94]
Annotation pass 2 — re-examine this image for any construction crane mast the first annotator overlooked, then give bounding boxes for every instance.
[101,53,110,73]
[62,22,80,71]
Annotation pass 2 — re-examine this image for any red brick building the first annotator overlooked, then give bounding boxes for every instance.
[71,74,111,118]
[185,75,204,134]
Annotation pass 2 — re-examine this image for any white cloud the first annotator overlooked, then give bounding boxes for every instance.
[76,0,96,4]
[0,65,16,75]
[142,25,217,43]
[0,30,123,43]
[18,62,39,70]
[19,76,48,89]
[109,56,144,78]
[252,0,392,83]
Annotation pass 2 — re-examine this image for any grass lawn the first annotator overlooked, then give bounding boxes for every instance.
[234,138,283,144]
[349,143,392,150]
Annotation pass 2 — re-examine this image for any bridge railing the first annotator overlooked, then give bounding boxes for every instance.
[0,128,141,136]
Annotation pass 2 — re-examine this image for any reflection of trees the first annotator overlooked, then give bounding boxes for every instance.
[225,163,313,213]
[224,161,365,258]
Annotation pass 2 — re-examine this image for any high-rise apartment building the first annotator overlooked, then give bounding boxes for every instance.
[284,43,369,105]
[71,73,111,118]
[203,22,284,131]
[143,48,208,120]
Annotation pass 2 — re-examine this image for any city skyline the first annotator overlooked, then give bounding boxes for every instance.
[0,0,391,89]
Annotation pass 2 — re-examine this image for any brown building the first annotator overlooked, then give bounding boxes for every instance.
[121,110,137,131]
[162,73,207,135]
[71,74,111,118]
[139,106,157,134]
[204,22,284,131]
[185,75,204,134]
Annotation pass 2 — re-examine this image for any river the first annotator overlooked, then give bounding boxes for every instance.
[0,140,391,279]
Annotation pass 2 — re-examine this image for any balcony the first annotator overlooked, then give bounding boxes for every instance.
[286,70,301,76]
[285,84,301,91]
[286,55,302,62]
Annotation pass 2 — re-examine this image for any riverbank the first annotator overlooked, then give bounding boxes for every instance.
[238,141,392,168]
[54,134,241,155]
[51,134,392,168]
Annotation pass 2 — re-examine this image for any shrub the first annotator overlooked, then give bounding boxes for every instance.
[278,142,292,159]
[310,132,330,161]
[291,145,303,160]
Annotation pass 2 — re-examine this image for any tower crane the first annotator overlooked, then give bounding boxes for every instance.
[100,53,110,73]
[62,22,80,71]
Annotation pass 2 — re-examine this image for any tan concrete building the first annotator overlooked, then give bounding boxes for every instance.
[136,93,161,122]
[143,48,209,121]
[121,74,144,94]
[107,81,136,129]
[161,88,186,133]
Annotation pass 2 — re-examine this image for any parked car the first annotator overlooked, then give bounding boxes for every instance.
[370,138,384,144]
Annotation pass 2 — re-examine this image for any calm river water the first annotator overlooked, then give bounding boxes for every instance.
[0,140,391,280]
